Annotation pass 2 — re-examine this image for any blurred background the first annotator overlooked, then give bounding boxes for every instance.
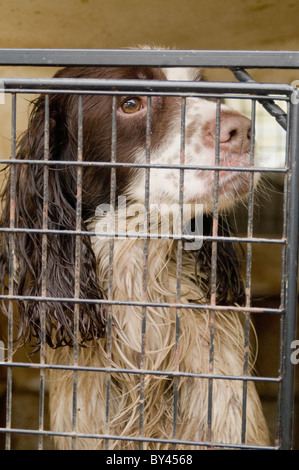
[0,0,298,449]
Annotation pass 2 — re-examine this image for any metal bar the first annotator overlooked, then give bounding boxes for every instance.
[0,48,299,68]
[0,426,277,450]
[0,361,282,382]
[280,95,299,449]
[5,93,17,450]
[0,77,296,96]
[2,78,296,100]
[138,95,151,449]
[276,101,291,446]
[241,100,257,444]
[0,296,285,321]
[71,94,84,450]
[38,94,50,450]
[231,68,288,130]
[0,294,285,314]
[104,95,117,450]
[0,89,292,106]
[207,99,221,442]
[0,226,288,245]
[0,158,288,173]
[172,97,186,447]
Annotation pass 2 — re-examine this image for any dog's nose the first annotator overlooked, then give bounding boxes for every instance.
[204,111,252,154]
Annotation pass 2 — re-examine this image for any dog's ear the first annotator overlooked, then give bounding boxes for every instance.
[195,215,245,306]
[0,93,106,350]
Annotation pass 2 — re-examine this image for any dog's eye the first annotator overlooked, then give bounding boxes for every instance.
[121,98,143,114]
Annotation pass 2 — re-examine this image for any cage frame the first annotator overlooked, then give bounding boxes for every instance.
[0,48,298,450]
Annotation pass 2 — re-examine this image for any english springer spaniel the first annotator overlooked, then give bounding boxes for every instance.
[0,58,269,449]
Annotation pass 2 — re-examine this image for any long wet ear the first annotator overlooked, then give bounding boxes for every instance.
[0,93,106,350]
[195,215,245,306]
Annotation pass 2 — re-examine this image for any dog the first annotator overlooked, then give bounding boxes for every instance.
[0,54,270,449]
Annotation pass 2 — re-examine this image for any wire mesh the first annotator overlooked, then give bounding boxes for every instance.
[0,52,298,451]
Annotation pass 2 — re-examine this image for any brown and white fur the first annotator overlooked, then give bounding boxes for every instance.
[0,55,269,449]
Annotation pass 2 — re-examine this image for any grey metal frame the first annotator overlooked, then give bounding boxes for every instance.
[0,48,298,68]
[0,49,298,450]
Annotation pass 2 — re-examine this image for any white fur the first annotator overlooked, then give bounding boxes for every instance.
[48,231,269,449]
[127,95,254,213]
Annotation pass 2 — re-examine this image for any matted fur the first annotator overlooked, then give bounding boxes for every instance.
[0,53,270,449]
[48,230,269,449]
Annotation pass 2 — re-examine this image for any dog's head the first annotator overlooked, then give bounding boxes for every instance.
[28,65,254,216]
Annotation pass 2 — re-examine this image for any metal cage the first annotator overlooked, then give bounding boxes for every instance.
[0,49,298,450]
